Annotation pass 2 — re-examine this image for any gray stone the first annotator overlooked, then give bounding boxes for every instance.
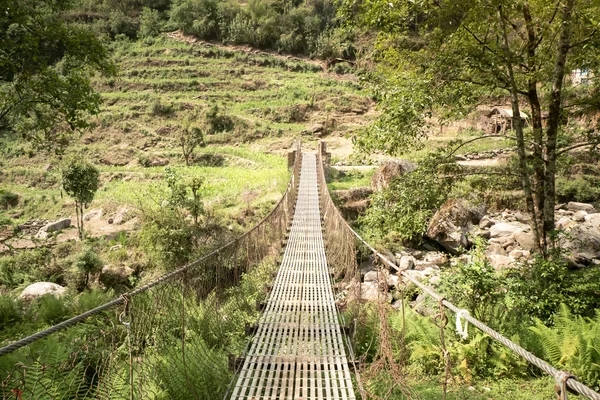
[490,222,524,238]
[426,198,485,254]
[360,282,384,302]
[486,243,506,256]
[19,282,66,300]
[363,270,379,282]
[371,160,417,192]
[113,208,132,225]
[556,217,576,230]
[514,212,530,224]
[573,210,587,222]
[514,232,536,252]
[414,261,437,271]
[567,202,595,212]
[399,255,415,271]
[35,218,72,239]
[487,254,514,269]
[387,274,400,288]
[479,216,495,229]
[83,209,103,222]
[509,249,525,259]
[423,252,448,266]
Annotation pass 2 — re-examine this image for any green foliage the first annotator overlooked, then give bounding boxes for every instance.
[62,156,100,237]
[149,99,175,116]
[37,295,70,325]
[73,248,104,289]
[169,0,340,57]
[505,252,600,325]
[0,248,54,289]
[360,156,454,245]
[205,104,234,134]
[0,295,22,329]
[62,158,100,207]
[556,176,600,203]
[139,7,164,38]
[441,239,508,325]
[0,189,19,209]
[108,10,139,39]
[527,304,600,390]
[0,0,116,151]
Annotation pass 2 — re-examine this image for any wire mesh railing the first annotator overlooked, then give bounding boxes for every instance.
[0,143,302,400]
[316,140,600,400]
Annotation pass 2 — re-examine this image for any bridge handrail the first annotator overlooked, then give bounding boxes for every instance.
[0,142,303,358]
[316,141,600,400]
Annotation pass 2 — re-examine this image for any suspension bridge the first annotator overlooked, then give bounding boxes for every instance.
[0,142,599,400]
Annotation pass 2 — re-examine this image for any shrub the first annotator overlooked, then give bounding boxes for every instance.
[556,176,600,203]
[149,99,174,116]
[360,161,452,246]
[62,156,100,238]
[108,10,139,39]
[0,189,18,209]
[0,295,21,329]
[139,7,163,38]
[205,104,234,133]
[73,249,104,289]
[37,294,69,325]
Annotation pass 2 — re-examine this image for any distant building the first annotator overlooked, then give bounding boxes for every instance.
[572,69,592,86]
[485,107,529,134]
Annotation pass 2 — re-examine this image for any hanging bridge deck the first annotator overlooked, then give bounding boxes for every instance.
[230,153,355,400]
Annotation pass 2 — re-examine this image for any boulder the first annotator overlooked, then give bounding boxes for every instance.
[364,270,380,283]
[567,202,595,212]
[490,222,524,238]
[423,252,448,266]
[572,210,587,222]
[487,254,515,269]
[564,214,600,255]
[387,274,400,288]
[479,216,495,229]
[556,217,576,230]
[99,265,135,287]
[486,243,506,256]
[426,199,486,254]
[19,282,66,300]
[371,160,416,192]
[310,124,325,134]
[113,208,133,225]
[514,232,536,252]
[360,281,384,302]
[83,209,103,222]
[35,218,71,239]
[398,255,415,271]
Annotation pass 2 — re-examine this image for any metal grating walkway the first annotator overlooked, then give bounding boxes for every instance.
[230,153,355,400]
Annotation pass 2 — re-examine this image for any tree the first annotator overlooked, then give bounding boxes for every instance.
[341,0,600,256]
[139,7,164,38]
[178,118,206,166]
[62,157,100,238]
[0,0,116,151]
[73,248,104,289]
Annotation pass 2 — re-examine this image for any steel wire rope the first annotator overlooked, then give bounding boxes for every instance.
[0,144,303,358]
[315,141,600,400]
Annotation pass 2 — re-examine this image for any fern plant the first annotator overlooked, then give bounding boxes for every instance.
[528,304,600,390]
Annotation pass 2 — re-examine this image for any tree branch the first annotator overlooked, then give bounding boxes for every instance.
[557,140,600,156]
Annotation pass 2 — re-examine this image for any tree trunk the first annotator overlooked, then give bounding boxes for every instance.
[544,0,575,249]
[497,5,544,254]
[522,4,546,250]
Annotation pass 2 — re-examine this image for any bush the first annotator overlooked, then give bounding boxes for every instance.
[0,295,21,329]
[37,295,69,325]
[556,176,600,203]
[205,104,234,133]
[108,10,139,39]
[360,163,451,246]
[73,249,104,289]
[149,99,174,116]
[139,7,163,37]
[0,189,18,209]
[0,248,54,288]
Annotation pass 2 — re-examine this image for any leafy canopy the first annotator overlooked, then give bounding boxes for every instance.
[0,0,116,150]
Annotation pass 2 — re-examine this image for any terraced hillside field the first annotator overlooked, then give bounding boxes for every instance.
[0,34,374,250]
